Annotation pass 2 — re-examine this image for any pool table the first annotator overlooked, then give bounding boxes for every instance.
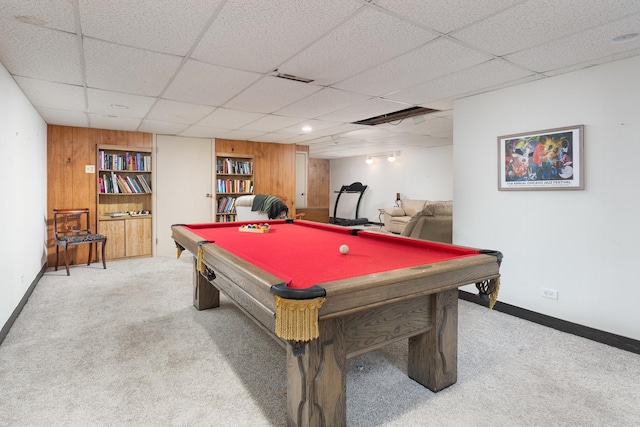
[171,219,502,427]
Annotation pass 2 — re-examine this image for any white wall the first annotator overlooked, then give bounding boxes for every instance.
[454,55,640,341]
[330,144,453,221]
[0,63,48,333]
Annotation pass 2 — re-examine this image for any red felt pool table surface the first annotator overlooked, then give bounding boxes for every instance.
[183,220,481,289]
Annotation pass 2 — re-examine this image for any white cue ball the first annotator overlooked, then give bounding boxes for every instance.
[339,244,349,255]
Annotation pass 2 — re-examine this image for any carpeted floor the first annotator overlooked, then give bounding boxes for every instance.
[1,256,639,426]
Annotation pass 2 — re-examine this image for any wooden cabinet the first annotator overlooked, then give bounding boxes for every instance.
[215,153,254,222]
[96,145,153,258]
[99,217,152,259]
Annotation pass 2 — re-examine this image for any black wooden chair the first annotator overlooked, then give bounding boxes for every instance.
[53,208,107,276]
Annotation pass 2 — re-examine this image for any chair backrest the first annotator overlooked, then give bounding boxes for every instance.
[53,208,92,238]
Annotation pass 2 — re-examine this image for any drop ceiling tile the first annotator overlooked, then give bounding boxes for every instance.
[248,132,295,143]
[276,88,370,119]
[334,37,492,96]
[376,113,453,135]
[307,123,367,138]
[318,97,412,123]
[276,124,365,144]
[505,13,640,73]
[163,60,262,106]
[543,48,640,77]
[372,0,521,34]
[89,114,142,131]
[340,127,394,140]
[84,38,182,96]
[138,119,190,135]
[279,119,345,135]
[14,77,85,111]
[387,59,535,104]
[0,0,75,31]
[192,0,362,73]
[79,0,223,56]
[217,129,268,141]
[179,125,228,138]
[451,0,640,56]
[197,108,265,129]
[37,107,88,127]
[240,115,305,133]
[279,7,437,86]
[223,76,322,114]
[87,89,156,118]
[146,99,214,125]
[0,20,81,84]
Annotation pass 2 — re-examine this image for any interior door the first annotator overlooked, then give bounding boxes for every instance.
[155,135,213,257]
[295,151,308,208]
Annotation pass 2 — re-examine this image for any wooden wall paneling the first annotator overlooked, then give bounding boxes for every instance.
[215,139,296,215]
[308,158,330,208]
[47,125,153,268]
[70,127,95,264]
[47,126,75,266]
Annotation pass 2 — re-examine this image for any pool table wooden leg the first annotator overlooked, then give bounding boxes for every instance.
[408,288,458,392]
[286,317,346,427]
[192,257,220,310]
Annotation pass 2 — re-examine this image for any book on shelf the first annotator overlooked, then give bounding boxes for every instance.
[217,196,237,214]
[216,214,237,222]
[116,175,131,193]
[216,158,253,175]
[137,174,152,192]
[216,179,253,194]
[99,150,152,172]
[126,176,141,193]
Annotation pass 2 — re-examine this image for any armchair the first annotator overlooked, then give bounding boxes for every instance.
[401,201,453,244]
[383,199,453,244]
[382,199,429,234]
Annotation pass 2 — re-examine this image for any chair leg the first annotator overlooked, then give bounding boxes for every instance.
[87,242,93,266]
[101,240,107,269]
[55,245,59,271]
[63,245,70,276]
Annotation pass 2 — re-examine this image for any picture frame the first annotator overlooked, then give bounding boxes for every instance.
[498,125,584,191]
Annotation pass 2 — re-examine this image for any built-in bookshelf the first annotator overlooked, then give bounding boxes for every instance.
[97,145,152,259]
[215,153,254,222]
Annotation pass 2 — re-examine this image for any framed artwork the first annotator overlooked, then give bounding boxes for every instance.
[498,125,584,191]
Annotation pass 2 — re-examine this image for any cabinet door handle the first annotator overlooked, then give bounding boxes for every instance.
[206,193,212,198]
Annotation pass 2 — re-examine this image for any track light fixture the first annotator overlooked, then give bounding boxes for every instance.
[365,153,398,165]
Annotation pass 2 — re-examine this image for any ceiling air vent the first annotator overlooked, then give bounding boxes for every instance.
[274,72,314,84]
[352,106,438,126]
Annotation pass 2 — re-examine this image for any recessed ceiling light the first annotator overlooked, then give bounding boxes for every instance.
[611,33,639,44]
[110,104,129,109]
[302,125,312,132]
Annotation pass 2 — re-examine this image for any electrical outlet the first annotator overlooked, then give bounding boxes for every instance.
[542,288,558,299]
[85,165,95,173]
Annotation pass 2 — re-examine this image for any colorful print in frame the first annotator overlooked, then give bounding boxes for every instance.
[498,125,584,190]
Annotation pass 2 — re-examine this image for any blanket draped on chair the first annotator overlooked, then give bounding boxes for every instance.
[251,194,289,219]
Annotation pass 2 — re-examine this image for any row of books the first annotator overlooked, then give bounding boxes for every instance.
[216,158,253,175]
[216,196,237,214]
[99,150,151,172]
[99,172,152,194]
[216,179,252,194]
[215,214,238,222]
